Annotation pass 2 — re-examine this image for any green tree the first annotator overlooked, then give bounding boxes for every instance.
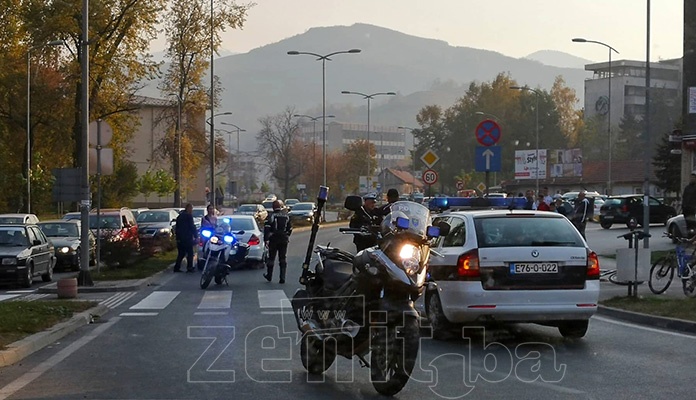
[653,130,681,197]
[260,181,270,194]
[154,169,177,199]
[138,170,157,206]
[99,161,140,207]
[158,0,252,206]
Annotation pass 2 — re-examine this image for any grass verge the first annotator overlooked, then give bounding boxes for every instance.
[0,300,97,349]
[92,250,176,280]
[600,296,696,322]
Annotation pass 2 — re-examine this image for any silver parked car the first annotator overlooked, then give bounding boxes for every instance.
[666,214,689,243]
[0,213,40,225]
[425,207,600,339]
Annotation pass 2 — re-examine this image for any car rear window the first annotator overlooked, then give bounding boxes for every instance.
[474,216,584,248]
[238,205,256,212]
[604,199,623,206]
[192,209,206,218]
[228,218,256,231]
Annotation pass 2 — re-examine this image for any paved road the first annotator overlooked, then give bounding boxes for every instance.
[1,226,695,399]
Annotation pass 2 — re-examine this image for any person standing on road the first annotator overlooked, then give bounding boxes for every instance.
[349,193,378,252]
[376,188,399,225]
[571,191,590,239]
[174,203,197,273]
[682,172,696,234]
[263,200,292,284]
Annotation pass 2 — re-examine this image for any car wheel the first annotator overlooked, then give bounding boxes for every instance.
[426,291,454,340]
[41,259,54,282]
[21,263,34,288]
[600,221,612,229]
[558,320,588,339]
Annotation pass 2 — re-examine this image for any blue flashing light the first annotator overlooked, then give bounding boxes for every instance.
[318,186,329,201]
[223,234,235,244]
[201,229,213,238]
[428,196,529,211]
[222,217,231,224]
[395,216,410,229]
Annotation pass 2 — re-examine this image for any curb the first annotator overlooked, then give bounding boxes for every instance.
[597,305,696,334]
[0,304,109,367]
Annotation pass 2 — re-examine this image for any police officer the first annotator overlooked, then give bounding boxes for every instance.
[376,188,399,225]
[349,193,378,252]
[263,200,292,284]
[571,191,590,239]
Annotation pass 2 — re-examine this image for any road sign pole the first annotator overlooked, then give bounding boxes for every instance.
[485,171,489,197]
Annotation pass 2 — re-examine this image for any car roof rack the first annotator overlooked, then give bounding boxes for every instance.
[428,197,528,212]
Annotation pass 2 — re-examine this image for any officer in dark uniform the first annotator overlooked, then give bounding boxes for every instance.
[349,193,378,252]
[263,200,292,284]
[174,203,198,273]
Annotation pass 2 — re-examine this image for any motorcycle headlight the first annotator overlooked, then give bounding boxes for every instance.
[223,235,234,244]
[399,244,421,276]
[399,244,418,260]
[210,236,220,244]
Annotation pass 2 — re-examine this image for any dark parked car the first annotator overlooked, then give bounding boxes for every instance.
[38,220,95,270]
[0,224,55,287]
[136,209,179,252]
[287,202,317,225]
[599,194,676,229]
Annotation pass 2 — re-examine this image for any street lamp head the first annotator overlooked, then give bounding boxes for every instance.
[341,90,351,94]
[326,115,336,119]
[348,49,361,53]
[287,51,300,55]
[509,86,523,90]
[572,38,587,43]
[386,92,396,96]
[47,40,66,46]
[475,111,484,115]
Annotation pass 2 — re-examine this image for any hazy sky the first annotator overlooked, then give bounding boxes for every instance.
[151,0,684,62]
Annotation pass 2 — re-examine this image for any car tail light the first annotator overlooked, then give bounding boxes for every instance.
[457,250,480,279]
[248,234,260,246]
[586,250,600,279]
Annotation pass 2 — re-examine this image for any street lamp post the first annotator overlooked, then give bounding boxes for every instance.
[341,91,396,192]
[510,86,542,195]
[398,126,417,195]
[26,39,64,214]
[572,38,619,195]
[287,49,361,188]
[293,114,335,192]
[206,111,232,205]
[220,121,246,195]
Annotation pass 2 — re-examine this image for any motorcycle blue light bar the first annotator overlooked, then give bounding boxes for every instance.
[427,226,441,237]
[318,186,329,201]
[223,234,234,244]
[395,216,410,229]
[201,229,213,238]
[428,197,528,211]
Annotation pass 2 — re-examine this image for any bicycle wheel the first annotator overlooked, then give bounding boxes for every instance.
[649,256,675,294]
[608,272,636,286]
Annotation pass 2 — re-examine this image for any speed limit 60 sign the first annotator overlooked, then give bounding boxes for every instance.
[422,169,438,185]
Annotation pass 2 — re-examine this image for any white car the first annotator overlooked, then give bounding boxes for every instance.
[198,215,266,269]
[425,200,599,339]
[0,213,40,224]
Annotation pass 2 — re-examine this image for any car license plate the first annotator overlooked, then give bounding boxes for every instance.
[510,263,558,274]
[603,215,614,219]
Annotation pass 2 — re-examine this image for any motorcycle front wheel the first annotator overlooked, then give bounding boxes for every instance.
[200,261,215,289]
[370,316,419,396]
[300,334,336,375]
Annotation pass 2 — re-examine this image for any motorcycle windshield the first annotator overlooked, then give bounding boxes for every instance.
[384,201,430,238]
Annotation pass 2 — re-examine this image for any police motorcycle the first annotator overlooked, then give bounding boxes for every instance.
[199,217,249,289]
[291,187,449,396]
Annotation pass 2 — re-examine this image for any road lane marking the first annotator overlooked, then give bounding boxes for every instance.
[129,291,179,310]
[101,292,136,309]
[258,290,289,308]
[5,290,35,294]
[194,311,228,316]
[0,316,120,400]
[594,316,696,339]
[119,312,159,317]
[15,294,51,302]
[198,291,233,309]
[0,295,20,302]
[261,311,294,315]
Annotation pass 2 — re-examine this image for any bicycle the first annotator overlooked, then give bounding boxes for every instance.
[648,233,696,297]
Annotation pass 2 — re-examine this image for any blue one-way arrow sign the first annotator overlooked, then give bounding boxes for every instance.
[475,146,501,172]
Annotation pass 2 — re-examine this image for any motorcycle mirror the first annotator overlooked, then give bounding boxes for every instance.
[344,195,363,211]
[437,221,451,237]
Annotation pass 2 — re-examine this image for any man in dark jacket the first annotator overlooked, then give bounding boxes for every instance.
[174,203,198,272]
[349,193,378,252]
[263,200,293,284]
[571,191,590,239]
[683,172,696,234]
[375,188,399,225]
